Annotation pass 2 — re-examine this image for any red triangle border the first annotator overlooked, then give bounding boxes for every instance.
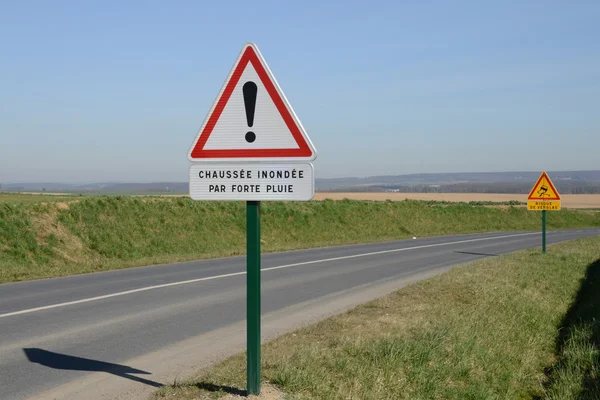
[528,172,561,201]
[190,46,313,159]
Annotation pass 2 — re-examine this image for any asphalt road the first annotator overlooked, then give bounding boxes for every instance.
[1,229,598,400]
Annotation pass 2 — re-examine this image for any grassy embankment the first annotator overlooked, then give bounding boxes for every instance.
[0,194,599,283]
[156,236,600,400]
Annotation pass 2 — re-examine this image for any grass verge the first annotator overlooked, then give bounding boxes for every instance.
[1,195,599,283]
[155,236,600,400]
[541,256,600,400]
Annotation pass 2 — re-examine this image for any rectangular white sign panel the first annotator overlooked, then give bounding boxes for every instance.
[189,163,314,201]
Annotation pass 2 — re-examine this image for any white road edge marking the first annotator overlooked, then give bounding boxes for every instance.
[0,232,542,319]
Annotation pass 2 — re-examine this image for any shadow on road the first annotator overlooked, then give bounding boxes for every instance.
[454,251,498,257]
[23,348,163,388]
[538,258,600,399]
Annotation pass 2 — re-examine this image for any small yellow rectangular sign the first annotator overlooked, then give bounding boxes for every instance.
[528,201,561,211]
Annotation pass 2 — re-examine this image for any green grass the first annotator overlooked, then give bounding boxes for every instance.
[541,257,600,399]
[1,196,599,283]
[155,236,600,400]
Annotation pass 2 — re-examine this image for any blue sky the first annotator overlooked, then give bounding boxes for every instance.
[1,1,598,182]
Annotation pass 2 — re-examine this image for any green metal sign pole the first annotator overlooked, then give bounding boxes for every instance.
[542,209,547,254]
[246,200,261,395]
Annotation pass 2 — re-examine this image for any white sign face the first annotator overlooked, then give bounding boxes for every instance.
[188,43,316,162]
[189,163,314,201]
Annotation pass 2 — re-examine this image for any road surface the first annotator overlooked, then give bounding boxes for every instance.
[0,229,598,400]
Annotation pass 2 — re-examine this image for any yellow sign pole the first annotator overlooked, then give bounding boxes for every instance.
[527,172,561,253]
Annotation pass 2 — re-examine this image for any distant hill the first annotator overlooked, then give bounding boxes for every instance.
[97,182,188,193]
[316,170,600,189]
[0,182,186,194]
[316,170,600,194]
[0,182,116,192]
[2,170,600,195]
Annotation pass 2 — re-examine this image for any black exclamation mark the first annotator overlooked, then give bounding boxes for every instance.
[243,81,257,143]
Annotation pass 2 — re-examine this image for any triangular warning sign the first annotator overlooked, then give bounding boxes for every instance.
[188,43,316,162]
[528,172,561,201]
